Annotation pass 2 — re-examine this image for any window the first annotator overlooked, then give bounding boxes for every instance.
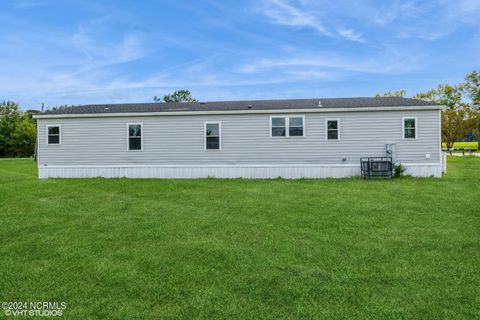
[271,117,286,137]
[289,117,304,136]
[403,118,416,139]
[271,116,305,137]
[326,120,339,140]
[128,123,142,150]
[205,122,221,150]
[47,125,60,144]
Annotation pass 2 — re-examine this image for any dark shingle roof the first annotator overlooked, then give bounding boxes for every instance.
[42,97,439,115]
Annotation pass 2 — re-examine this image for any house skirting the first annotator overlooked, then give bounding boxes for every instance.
[38,163,443,179]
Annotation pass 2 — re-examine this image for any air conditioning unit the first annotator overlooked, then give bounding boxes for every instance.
[360,157,393,179]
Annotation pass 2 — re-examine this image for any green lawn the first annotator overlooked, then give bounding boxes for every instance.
[1,158,479,319]
[442,141,478,149]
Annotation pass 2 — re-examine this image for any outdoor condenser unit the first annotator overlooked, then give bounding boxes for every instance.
[360,157,393,178]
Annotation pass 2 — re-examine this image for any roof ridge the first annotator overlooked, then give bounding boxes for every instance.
[40,97,440,115]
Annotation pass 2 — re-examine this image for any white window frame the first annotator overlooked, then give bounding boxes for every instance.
[270,115,305,138]
[270,116,287,138]
[402,117,417,140]
[126,123,143,151]
[325,119,340,141]
[46,125,61,145]
[204,121,221,151]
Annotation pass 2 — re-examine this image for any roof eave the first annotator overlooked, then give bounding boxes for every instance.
[33,105,443,119]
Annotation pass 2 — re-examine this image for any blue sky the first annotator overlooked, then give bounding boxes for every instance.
[1,0,479,109]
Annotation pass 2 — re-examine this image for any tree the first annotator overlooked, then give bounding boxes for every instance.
[414,84,470,149]
[0,101,22,157]
[467,108,480,150]
[0,101,38,157]
[463,69,480,107]
[441,108,470,149]
[413,84,464,110]
[25,109,41,116]
[154,89,198,103]
[375,90,407,97]
[462,69,480,149]
[10,114,36,157]
[48,105,73,112]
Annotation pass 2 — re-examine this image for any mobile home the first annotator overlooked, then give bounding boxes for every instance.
[33,97,444,179]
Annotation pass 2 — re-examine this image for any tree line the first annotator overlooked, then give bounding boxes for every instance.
[0,102,38,157]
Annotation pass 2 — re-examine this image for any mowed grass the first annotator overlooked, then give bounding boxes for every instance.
[442,141,478,149]
[0,158,479,319]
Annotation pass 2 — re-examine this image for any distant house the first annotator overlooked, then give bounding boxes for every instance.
[33,97,444,179]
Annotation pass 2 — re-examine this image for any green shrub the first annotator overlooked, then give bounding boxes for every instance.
[393,164,406,178]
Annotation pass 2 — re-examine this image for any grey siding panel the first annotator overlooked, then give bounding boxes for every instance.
[38,110,440,166]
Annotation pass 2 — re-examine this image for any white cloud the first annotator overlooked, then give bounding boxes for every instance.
[262,0,332,36]
[70,31,148,67]
[443,0,480,25]
[378,0,480,40]
[0,31,147,88]
[0,14,151,108]
[336,28,365,43]
[236,53,416,75]
[261,0,365,42]
[289,0,480,41]
[283,70,329,78]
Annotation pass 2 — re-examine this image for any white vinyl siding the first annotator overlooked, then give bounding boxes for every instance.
[37,110,440,166]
